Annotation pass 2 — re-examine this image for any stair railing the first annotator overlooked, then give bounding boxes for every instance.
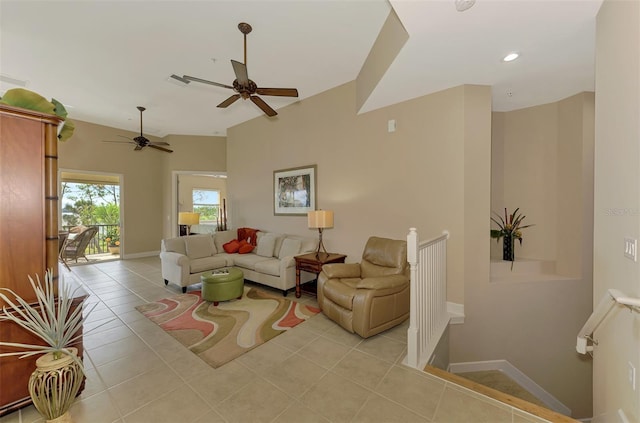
[576,288,640,354]
[406,228,450,369]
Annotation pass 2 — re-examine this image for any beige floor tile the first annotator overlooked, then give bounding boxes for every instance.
[107,365,180,415]
[95,350,164,388]
[303,312,338,334]
[300,372,372,422]
[70,390,121,423]
[0,405,43,423]
[215,378,293,423]
[122,385,211,423]
[375,365,445,419]
[86,336,152,367]
[167,350,214,382]
[191,410,227,423]
[273,401,330,423]
[186,361,257,406]
[332,349,392,389]
[78,367,107,399]
[432,386,512,423]
[322,325,364,347]
[379,320,410,344]
[236,338,295,371]
[298,335,352,369]
[352,393,428,423]
[272,324,319,352]
[84,325,136,350]
[84,315,126,335]
[260,353,328,398]
[356,333,407,363]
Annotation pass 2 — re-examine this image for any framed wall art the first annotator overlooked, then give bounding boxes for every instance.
[273,165,316,215]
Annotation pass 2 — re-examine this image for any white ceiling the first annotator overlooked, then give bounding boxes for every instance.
[0,0,602,138]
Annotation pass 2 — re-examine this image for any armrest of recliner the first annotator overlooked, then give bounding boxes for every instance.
[321,263,361,279]
[355,274,408,290]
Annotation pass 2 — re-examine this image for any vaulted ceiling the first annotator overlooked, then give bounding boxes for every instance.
[0,0,602,137]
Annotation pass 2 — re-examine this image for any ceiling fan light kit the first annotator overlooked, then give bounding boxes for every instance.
[179,22,299,117]
[455,0,476,12]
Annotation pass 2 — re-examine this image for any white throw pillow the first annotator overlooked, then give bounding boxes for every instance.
[256,233,277,257]
[278,238,302,259]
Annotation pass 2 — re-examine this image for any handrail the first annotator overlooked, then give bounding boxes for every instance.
[576,288,640,354]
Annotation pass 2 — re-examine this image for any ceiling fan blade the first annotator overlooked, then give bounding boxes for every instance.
[117,134,134,141]
[149,144,173,153]
[134,144,143,151]
[217,94,242,108]
[231,60,249,85]
[256,88,299,97]
[183,75,233,90]
[149,141,171,146]
[250,96,277,117]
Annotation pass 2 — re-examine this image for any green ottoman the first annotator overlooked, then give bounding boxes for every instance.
[201,268,244,306]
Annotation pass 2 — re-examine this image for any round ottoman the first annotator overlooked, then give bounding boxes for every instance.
[201,268,244,305]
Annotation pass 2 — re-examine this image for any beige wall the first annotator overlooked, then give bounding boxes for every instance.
[593,0,640,421]
[491,93,595,278]
[227,81,492,305]
[58,120,226,256]
[455,93,595,418]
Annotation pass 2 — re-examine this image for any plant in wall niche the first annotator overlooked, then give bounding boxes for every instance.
[490,207,534,266]
[0,88,75,141]
[0,270,101,422]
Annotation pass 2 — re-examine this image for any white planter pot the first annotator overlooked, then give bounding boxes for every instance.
[28,347,83,423]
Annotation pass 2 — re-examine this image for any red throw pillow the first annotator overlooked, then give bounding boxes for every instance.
[238,243,254,254]
[237,227,259,246]
[223,239,240,254]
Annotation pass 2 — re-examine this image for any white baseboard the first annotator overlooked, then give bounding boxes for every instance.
[448,359,572,416]
[122,250,159,259]
[447,302,465,324]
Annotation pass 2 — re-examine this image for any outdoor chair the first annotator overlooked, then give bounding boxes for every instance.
[61,226,98,265]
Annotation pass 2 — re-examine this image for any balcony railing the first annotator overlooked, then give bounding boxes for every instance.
[62,224,119,256]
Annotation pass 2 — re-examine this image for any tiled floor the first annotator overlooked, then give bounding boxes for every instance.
[1,258,550,423]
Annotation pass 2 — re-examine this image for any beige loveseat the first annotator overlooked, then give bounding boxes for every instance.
[160,230,318,295]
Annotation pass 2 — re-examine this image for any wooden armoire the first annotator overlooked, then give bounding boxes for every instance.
[0,104,82,415]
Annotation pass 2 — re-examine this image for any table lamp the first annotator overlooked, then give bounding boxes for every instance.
[178,212,200,236]
[308,210,334,258]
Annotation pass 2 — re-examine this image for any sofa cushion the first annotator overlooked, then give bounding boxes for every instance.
[232,253,270,270]
[223,239,240,254]
[254,258,281,277]
[163,237,186,255]
[238,241,254,254]
[185,235,215,259]
[214,230,236,252]
[272,234,285,257]
[256,233,277,257]
[190,256,227,274]
[278,238,301,259]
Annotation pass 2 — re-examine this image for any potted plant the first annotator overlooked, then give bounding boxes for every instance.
[104,227,120,254]
[490,207,534,266]
[0,270,98,422]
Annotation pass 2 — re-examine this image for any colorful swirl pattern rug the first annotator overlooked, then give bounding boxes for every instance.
[136,287,320,368]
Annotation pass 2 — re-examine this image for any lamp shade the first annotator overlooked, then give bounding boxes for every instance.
[178,212,200,226]
[308,210,334,229]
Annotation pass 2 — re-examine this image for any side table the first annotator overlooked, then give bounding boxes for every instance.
[294,252,347,298]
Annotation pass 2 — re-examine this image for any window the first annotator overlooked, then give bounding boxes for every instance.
[193,189,220,223]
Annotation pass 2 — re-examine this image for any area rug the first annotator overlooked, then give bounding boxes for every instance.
[135,287,319,368]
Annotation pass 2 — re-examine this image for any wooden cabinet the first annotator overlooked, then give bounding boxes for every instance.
[0,104,74,415]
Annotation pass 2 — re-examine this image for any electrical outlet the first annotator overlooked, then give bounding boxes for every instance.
[624,237,637,262]
[628,362,636,390]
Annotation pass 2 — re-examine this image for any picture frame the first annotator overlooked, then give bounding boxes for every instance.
[274,165,317,216]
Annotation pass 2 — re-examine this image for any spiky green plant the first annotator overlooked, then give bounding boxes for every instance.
[0,269,97,367]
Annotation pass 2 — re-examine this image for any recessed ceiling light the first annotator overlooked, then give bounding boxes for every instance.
[503,52,519,62]
[455,0,476,12]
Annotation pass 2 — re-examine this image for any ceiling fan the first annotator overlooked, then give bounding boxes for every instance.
[103,106,173,153]
[178,22,299,117]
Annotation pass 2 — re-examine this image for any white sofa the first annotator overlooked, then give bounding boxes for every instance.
[160,230,318,295]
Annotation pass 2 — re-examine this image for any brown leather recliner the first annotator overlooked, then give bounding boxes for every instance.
[317,236,410,338]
